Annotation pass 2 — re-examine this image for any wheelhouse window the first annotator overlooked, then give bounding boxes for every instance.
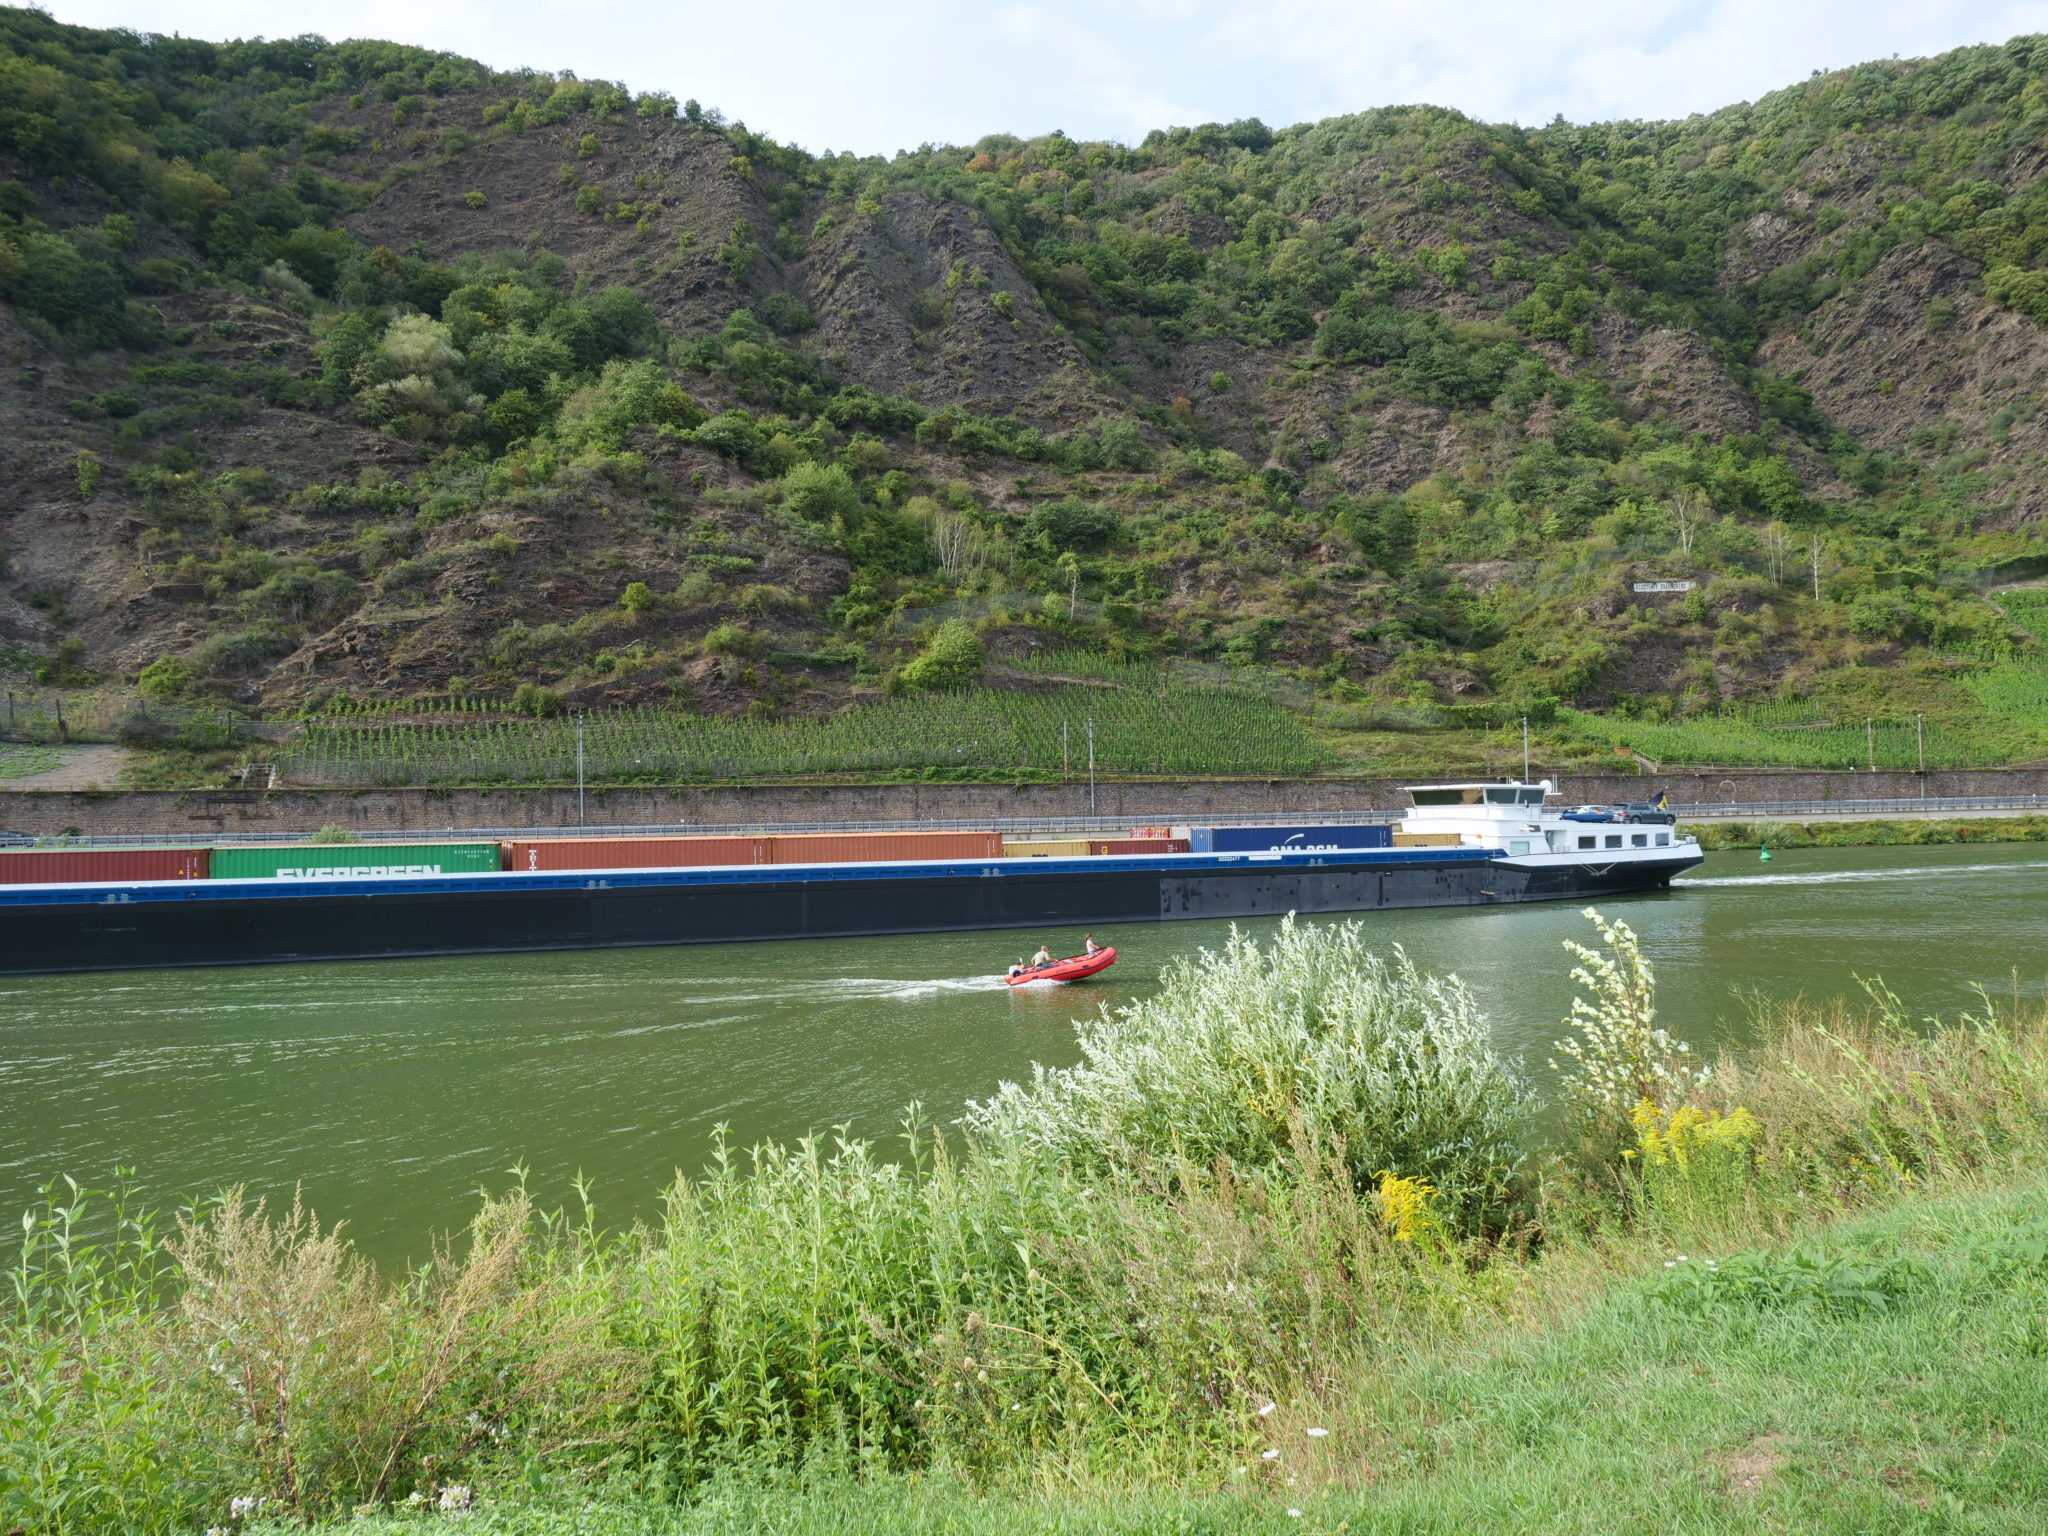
[1509,840,1531,855]
[1604,834,1622,849]
[1578,836,1595,850]
[1632,833,1648,847]
[1409,788,1482,806]
[1518,788,1546,805]
[1655,833,1671,847]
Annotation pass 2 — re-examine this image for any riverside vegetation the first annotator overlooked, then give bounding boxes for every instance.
[9,914,2048,1532]
[21,15,2048,784]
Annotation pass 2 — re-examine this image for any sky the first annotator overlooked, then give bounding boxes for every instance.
[46,0,2048,156]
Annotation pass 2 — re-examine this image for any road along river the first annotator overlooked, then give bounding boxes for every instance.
[2,841,2042,1261]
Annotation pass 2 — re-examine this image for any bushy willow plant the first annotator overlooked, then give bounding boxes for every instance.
[963,917,1535,1225]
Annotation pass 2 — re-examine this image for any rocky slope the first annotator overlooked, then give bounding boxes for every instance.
[5,13,2048,740]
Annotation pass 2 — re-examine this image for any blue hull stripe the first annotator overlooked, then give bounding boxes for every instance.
[0,847,1502,909]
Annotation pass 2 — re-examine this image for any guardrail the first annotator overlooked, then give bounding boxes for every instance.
[6,794,2047,849]
[1672,794,2048,820]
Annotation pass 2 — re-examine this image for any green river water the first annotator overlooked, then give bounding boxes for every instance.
[3,841,2045,1262]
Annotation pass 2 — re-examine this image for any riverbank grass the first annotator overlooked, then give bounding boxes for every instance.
[312,1174,2048,1534]
[11,916,2048,1533]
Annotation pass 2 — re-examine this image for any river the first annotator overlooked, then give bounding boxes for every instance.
[3,841,2044,1261]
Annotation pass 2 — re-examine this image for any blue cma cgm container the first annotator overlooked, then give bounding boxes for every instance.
[1189,824,1394,854]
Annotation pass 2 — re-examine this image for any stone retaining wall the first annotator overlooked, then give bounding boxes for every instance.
[6,766,2048,838]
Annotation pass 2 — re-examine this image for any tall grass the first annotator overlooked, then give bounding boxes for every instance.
[11,917,2048,1531]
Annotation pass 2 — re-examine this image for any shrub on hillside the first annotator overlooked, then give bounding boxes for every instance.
[893,618,984,693]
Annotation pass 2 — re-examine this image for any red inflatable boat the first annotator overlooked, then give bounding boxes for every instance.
[1004,946,1117,985]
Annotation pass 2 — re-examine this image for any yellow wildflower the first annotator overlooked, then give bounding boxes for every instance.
[1375,1170,1440,1245]
[1630,1098,1761,1168]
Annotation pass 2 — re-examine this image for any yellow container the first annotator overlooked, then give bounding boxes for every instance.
[1002,838,1093,858]
[1393,831,1462,847]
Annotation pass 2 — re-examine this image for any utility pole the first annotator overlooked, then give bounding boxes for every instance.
[1087,717,1096,816]
[1866,718,1875,772]
[1811,535,1822,601]
[1521,715,1531,782]
[1916,713,1926,781]
[1062,720,1070,777]
[576,712,587,827]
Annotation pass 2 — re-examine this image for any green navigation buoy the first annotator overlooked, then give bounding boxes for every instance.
[1759,846,1772,862]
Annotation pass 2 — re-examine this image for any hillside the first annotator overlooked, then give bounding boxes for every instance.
[9,12,2048,777]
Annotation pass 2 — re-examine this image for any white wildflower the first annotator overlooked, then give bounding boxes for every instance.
[1262,1447,1282,1461]
[1549,909,1706,1121]
[1306,1426,1329,1438]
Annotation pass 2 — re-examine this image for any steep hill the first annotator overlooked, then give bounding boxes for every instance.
[8,11,2048,770]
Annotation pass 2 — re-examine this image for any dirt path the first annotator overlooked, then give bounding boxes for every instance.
[0,743,133,790]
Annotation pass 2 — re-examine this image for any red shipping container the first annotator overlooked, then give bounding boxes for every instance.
[1088,838,1190,856]
[502,836,767,872]
[764,831,1004,865]
[0,847,210,885]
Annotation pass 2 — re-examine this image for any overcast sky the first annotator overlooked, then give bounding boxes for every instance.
[47,0,2048,156]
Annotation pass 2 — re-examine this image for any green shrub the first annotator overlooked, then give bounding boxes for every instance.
[190,626,293,678]
[1023,497,1120,552]
[510,682,565,717]
[894,618,984,693]
[778,460,858,523]
[759,292,815,333]
[136,654,195,700]
[703,622,765,658]
[965,916,1535,1225]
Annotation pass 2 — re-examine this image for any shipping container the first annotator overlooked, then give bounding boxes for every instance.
[0,847,210,886]
[763,831,1004,865]
[1393,831,1463,848]
[1188,824,1394,854]
[1002,838,1093,858]
[502,836,767,872]
[208,843,501,880]
[1087,838,1190,855]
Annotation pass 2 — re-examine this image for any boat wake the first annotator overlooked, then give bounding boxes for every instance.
[1678,858,2048,889]
[871,976,1010,998]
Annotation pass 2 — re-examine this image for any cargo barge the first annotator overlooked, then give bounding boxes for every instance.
[0,783,1700,975]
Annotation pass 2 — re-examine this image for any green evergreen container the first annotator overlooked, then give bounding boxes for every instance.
[208,843,502,880]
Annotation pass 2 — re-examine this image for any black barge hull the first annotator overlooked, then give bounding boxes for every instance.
[0,848,1701,975]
